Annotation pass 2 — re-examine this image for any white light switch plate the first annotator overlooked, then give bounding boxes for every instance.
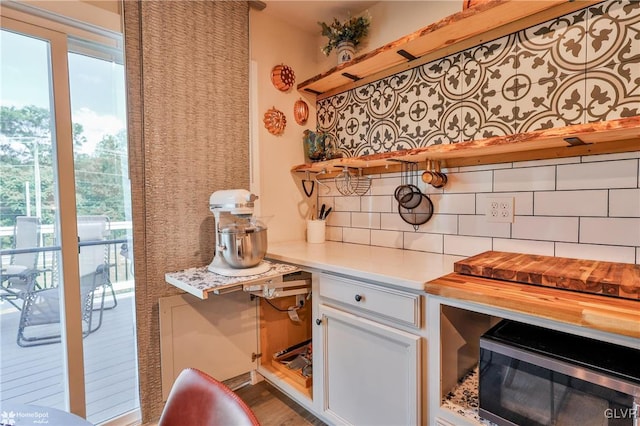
[485,196,514,223]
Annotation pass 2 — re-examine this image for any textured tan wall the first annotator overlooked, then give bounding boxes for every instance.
[123,1,249,422]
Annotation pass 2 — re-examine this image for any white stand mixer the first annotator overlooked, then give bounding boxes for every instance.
[208,189,271,277]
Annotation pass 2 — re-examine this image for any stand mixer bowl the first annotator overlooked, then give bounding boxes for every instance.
[219,224,267,268]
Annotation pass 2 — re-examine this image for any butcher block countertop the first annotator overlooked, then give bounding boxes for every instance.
[427,272,640,339]
[454,251,640,300]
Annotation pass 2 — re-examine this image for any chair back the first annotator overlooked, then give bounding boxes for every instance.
[159,368,260,426]
[77,215,110,278]
[12,216,41,270]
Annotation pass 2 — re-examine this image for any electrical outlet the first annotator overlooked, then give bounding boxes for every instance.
[485,197,514,223]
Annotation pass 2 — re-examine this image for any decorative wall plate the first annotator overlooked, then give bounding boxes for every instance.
[271,64,295,92]
[293,98,309,125]
[263,107,286,135]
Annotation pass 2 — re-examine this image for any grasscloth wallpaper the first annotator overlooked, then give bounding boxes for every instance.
[122,1,249,422]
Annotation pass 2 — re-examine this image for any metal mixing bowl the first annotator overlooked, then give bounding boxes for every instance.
[219,225,267,268]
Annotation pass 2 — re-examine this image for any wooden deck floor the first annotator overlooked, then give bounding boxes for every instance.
[0,291,139,425]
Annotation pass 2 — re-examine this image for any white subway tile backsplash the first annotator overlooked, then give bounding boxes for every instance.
[331,154,639,260]
[430,193,476,215]
[326,226,343,242]
[580,217,640,246]
[512,216,579,242]
[581,151,640,162]
[361,195,393,213]
[380,212,419,232]
[318,197,334,210]
[423,185,445,195]
[493,238,554,256]
[404,232,443,253]
[343,227,371,245]
[371,230,403,249]
[557,160,638,190]
[444,235,492,257]
[555,242,636,263]
[610,189,640,217]
[458,163,513,172]
[326,211,350,227]
[352,212,381,229]
[444,170,493,193]
[494,166,556,192]
[370,176,401,196]
[318,180,340,197]
[515,157,580,167]
[458,215,511,238]
[477,192,533,215]
[534,190,608,216]
[420,214,459,234]
[334,196,360,212]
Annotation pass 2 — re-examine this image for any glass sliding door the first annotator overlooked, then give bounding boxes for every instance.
[67,40,139,424]
[0,10,139,425]
[0,25,70,412]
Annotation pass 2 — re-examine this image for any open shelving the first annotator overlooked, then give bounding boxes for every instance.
[297,0,599,100]
[294,0,638,176]
[291,117,640,176]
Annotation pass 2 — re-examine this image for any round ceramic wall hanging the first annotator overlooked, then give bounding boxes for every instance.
[293,98,309,125]
[271,64,295,92]
[263,107,286,135]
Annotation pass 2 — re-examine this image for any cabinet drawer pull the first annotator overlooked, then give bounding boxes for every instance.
[354,294,362,302]
[316,318,322,325]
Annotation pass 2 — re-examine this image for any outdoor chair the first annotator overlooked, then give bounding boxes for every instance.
[77,215,117,311]
[0,216,41,310]
[16,215,116,347]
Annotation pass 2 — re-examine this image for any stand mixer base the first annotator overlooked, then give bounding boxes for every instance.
[208,261,271,277]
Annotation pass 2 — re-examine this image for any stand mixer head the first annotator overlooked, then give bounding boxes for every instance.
[208,189,271,277]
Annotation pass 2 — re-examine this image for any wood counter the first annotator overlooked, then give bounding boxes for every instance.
[426,273,640,339]
[454,251,640,300]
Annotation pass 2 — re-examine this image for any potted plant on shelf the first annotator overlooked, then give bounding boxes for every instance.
[319,14,370,65]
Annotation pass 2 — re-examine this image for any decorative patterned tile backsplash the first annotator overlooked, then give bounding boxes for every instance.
[313,0,640,265]
[317,0,640,157]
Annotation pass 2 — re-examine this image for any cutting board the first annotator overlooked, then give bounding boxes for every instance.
[454,251,640,300]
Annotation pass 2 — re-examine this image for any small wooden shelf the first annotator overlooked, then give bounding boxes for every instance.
[297,0,599,100]
[291,117,640,175]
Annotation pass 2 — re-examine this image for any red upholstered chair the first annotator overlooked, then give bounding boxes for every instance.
[159,368,260,426]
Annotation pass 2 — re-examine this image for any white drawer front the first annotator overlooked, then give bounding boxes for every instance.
[319,274,420,327]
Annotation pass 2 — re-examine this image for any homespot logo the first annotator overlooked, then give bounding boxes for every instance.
[1,409,50,424]
[604,407,638,420]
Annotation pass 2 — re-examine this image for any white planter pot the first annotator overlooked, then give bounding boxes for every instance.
[337,41,355,65]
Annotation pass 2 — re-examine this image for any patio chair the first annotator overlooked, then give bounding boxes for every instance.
[0,216,41,310]
[77,215,117,311]
[16,215,116,347]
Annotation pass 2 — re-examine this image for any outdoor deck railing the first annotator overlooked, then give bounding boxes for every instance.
[0,221,133,288]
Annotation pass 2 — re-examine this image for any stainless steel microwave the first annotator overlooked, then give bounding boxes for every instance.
[479,320,640,426]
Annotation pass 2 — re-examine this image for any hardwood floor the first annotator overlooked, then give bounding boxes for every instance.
[235,381,327,426]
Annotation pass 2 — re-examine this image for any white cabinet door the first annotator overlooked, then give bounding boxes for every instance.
[159,292,258,400]
[319,304,421,426]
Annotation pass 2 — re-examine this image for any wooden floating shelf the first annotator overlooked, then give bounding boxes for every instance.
[291,117,640,175]
[297,0,600,100]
